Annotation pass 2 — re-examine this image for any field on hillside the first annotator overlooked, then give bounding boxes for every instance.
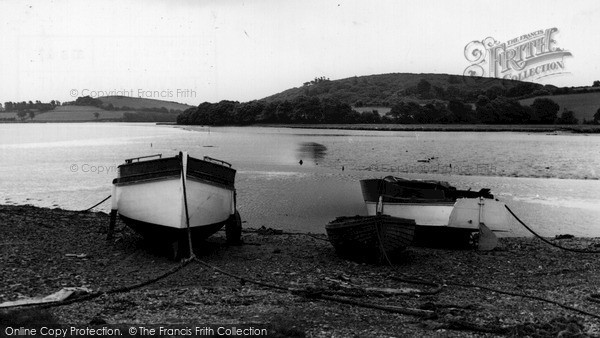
[98,96,194,111]
[34,106,125,121]
[2,105,182,122]
[0,112,18,119]
[520,92,600,122]
[353,106,392,115]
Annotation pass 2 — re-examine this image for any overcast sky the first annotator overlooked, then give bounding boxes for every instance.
[1,0,599,106]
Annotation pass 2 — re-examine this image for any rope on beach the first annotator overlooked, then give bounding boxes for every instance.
[314,293,435,318]
[83,195,111,212]
[391,271,600,321]
[505,205,600,254]
[192,257,435,318]
[446,280,600,320]
[391,269,600,320]
[2,257,194,310]
[193,257,294,292]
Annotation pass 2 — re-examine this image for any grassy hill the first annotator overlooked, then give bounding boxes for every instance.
[12,97,198,122]
[33,106,126,121]
[0,112,18,119]
[520,92,600,123]
[263,73,546,106]
[97,96,194,111]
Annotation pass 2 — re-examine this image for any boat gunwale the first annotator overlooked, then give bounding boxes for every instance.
[117,156,180,169]
[114,154,236,187]
[364,197,458,204]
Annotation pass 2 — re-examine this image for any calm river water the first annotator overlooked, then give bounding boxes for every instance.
[1,123,599,236]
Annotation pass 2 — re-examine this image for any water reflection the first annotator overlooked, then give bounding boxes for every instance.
[297,142,327,165]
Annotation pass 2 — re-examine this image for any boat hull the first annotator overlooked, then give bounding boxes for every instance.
[120,214,229,242]
[115,177,234,230]
[112,153,236,242]
[326,215,415,262]
[360,177,506,248]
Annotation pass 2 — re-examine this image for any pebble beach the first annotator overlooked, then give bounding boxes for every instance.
[2,204,600,337]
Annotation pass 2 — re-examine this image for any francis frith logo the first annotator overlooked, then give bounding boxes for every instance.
[464,28,572,81]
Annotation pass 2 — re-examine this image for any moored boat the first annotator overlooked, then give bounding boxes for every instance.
[326,215,416,263]
[360,176,508,249]
[109,152,241,257]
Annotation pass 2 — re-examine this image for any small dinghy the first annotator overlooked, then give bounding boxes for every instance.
[326,215,416,263]
[109,152,241,258]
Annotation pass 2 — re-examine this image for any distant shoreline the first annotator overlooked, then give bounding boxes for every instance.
[3,120,600,133]
[255,123,600,133]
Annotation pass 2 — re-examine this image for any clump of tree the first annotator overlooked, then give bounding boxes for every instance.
[584,108,600,125]
[529,98,560,124]
[17,111,28,121]
[556,108,578,125]
[303,76,330,86]
[74,96,103,107]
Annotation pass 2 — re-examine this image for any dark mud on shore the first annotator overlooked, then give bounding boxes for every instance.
[1,205,600,337]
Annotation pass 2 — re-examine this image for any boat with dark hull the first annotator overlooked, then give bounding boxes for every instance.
[360,176,508,249]
[326,215,416,262]
[110,152,241,257]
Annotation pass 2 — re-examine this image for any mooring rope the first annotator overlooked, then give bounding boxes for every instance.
[1,257,194,310]
[180,153,195,260]
[191,257,434,317]
[505,205,600,254]
[82,195,111,212]
[446,279,600,320]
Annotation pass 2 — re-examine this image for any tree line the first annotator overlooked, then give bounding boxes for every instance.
[390,96,579,124]
[177,97,382,125]
[3,100,60,112]
[177,95,583,126]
